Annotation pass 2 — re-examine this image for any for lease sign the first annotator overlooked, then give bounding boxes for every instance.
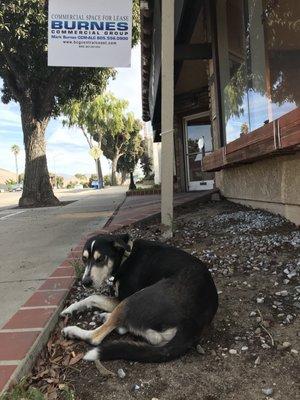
[48,0,132,67]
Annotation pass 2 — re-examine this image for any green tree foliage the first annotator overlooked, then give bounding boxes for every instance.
[11,144,20,179]
[140,152,153,179]
[117,131,143,188]
[56,176,64,188]
[5,178,17,186]
[0,0,140,206]
[88,93,142,185]
[62,100,104,188]
[74,173,87,182]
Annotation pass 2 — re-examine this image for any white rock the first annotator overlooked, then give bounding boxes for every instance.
[291,349,298,355]
[282,341,291,348]
[262,388,273,396]
[241,346,248,351]
[262,343,271,349]
[117,368,126,379]
[275,290,288,297]
[196,344,205,355]
[250,311,256,317]
[257,297,265,304]
[229,349,237,355]
[254,356,261,366]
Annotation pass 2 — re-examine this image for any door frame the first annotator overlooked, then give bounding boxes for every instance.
[183,111,214,191]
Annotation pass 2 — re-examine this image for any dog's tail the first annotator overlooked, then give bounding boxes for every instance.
[84,328,196,363]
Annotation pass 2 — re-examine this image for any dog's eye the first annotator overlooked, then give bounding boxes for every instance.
[82,255,87,262]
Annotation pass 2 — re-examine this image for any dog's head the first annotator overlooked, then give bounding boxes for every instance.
[81,234,130,288]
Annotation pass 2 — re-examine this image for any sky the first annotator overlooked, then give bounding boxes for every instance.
[0,45,142,177]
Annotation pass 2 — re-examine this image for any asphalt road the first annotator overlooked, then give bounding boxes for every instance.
[0,187,126,327]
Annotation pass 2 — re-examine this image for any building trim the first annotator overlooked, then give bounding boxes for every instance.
[202,108,300,172]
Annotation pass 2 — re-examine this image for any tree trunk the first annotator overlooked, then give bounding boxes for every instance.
[19,105,59,207]
[129,172,136,190]
[15,155,19,182]
[111,155,119,186]
[121,170,127,185]
[95,158,104,188]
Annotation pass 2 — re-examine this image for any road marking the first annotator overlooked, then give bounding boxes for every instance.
[0,210,27,220]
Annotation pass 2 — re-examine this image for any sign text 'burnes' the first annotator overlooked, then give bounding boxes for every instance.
[51,20,129,31]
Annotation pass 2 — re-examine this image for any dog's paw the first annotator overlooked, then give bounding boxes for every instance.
[99,312,110,323]
[62,326,92,341]
[60,304,75,317]
[61,326,79,339]
[83,348,99,361]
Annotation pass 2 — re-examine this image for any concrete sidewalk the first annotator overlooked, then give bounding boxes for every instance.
[0,186,126,328]
[105,191,215,231]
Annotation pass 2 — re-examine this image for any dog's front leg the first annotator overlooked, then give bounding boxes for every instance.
[62,301,126,345]
[60,295,119,316]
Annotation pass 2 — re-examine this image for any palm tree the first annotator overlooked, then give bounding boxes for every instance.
[11,144,20,182]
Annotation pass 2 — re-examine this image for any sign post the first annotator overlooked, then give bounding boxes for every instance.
[48,0,132,67]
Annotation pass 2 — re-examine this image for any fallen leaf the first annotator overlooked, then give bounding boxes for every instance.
[69,352,84,365]
[63,355,71,366]
[51,356,63,364]
[31,369,49,380]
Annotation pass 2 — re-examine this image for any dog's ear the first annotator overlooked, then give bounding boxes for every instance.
[113,235,130,252]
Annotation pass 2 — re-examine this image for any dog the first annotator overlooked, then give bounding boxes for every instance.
[61,234,218,363]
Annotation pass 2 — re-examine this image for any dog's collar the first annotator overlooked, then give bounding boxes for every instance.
[111,240,134,283]
[121,239,133,263]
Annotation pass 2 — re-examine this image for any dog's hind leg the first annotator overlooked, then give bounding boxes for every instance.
[62,300,126,345]
[99,313,128,335]
[60,295,119,316]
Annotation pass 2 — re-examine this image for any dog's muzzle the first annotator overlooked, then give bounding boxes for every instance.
[82,275,93,287]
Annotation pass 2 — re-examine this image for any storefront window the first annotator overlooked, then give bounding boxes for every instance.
[217,0,300,143]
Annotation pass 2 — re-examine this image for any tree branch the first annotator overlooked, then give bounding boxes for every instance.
[1,68,22,101]
[2,49,27,92]
[39,70,66,117]
[81,126,93,149]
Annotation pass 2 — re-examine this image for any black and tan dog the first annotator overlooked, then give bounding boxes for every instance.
[61,234,218,363]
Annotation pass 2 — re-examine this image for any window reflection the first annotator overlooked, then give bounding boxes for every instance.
[217,0,300,143]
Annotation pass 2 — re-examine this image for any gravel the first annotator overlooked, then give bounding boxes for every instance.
[25,200,299,400]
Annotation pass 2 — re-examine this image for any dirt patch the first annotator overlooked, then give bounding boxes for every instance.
[18,201,300,399]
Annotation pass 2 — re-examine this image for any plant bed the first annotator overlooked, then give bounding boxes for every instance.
[2,201,300,400]
[126,188,161,196]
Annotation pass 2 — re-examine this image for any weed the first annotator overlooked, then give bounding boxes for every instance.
[0,379,76,400]
[70,259,84,279]
[0,379,44,400]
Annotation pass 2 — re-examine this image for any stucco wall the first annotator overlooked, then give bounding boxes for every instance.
[215,153,300,225]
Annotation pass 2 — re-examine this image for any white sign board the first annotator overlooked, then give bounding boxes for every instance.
[48,0,132,67]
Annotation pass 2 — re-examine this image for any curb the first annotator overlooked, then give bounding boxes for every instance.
[0,190,217,394]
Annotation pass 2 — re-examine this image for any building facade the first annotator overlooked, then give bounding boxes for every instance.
[140,0,300,224]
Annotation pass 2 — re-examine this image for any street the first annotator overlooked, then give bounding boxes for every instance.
[0,187,126,327]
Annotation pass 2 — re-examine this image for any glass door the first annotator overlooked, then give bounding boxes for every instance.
[184,113,214,191]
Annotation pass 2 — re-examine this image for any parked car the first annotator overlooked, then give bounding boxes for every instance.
[10,184,23,192]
